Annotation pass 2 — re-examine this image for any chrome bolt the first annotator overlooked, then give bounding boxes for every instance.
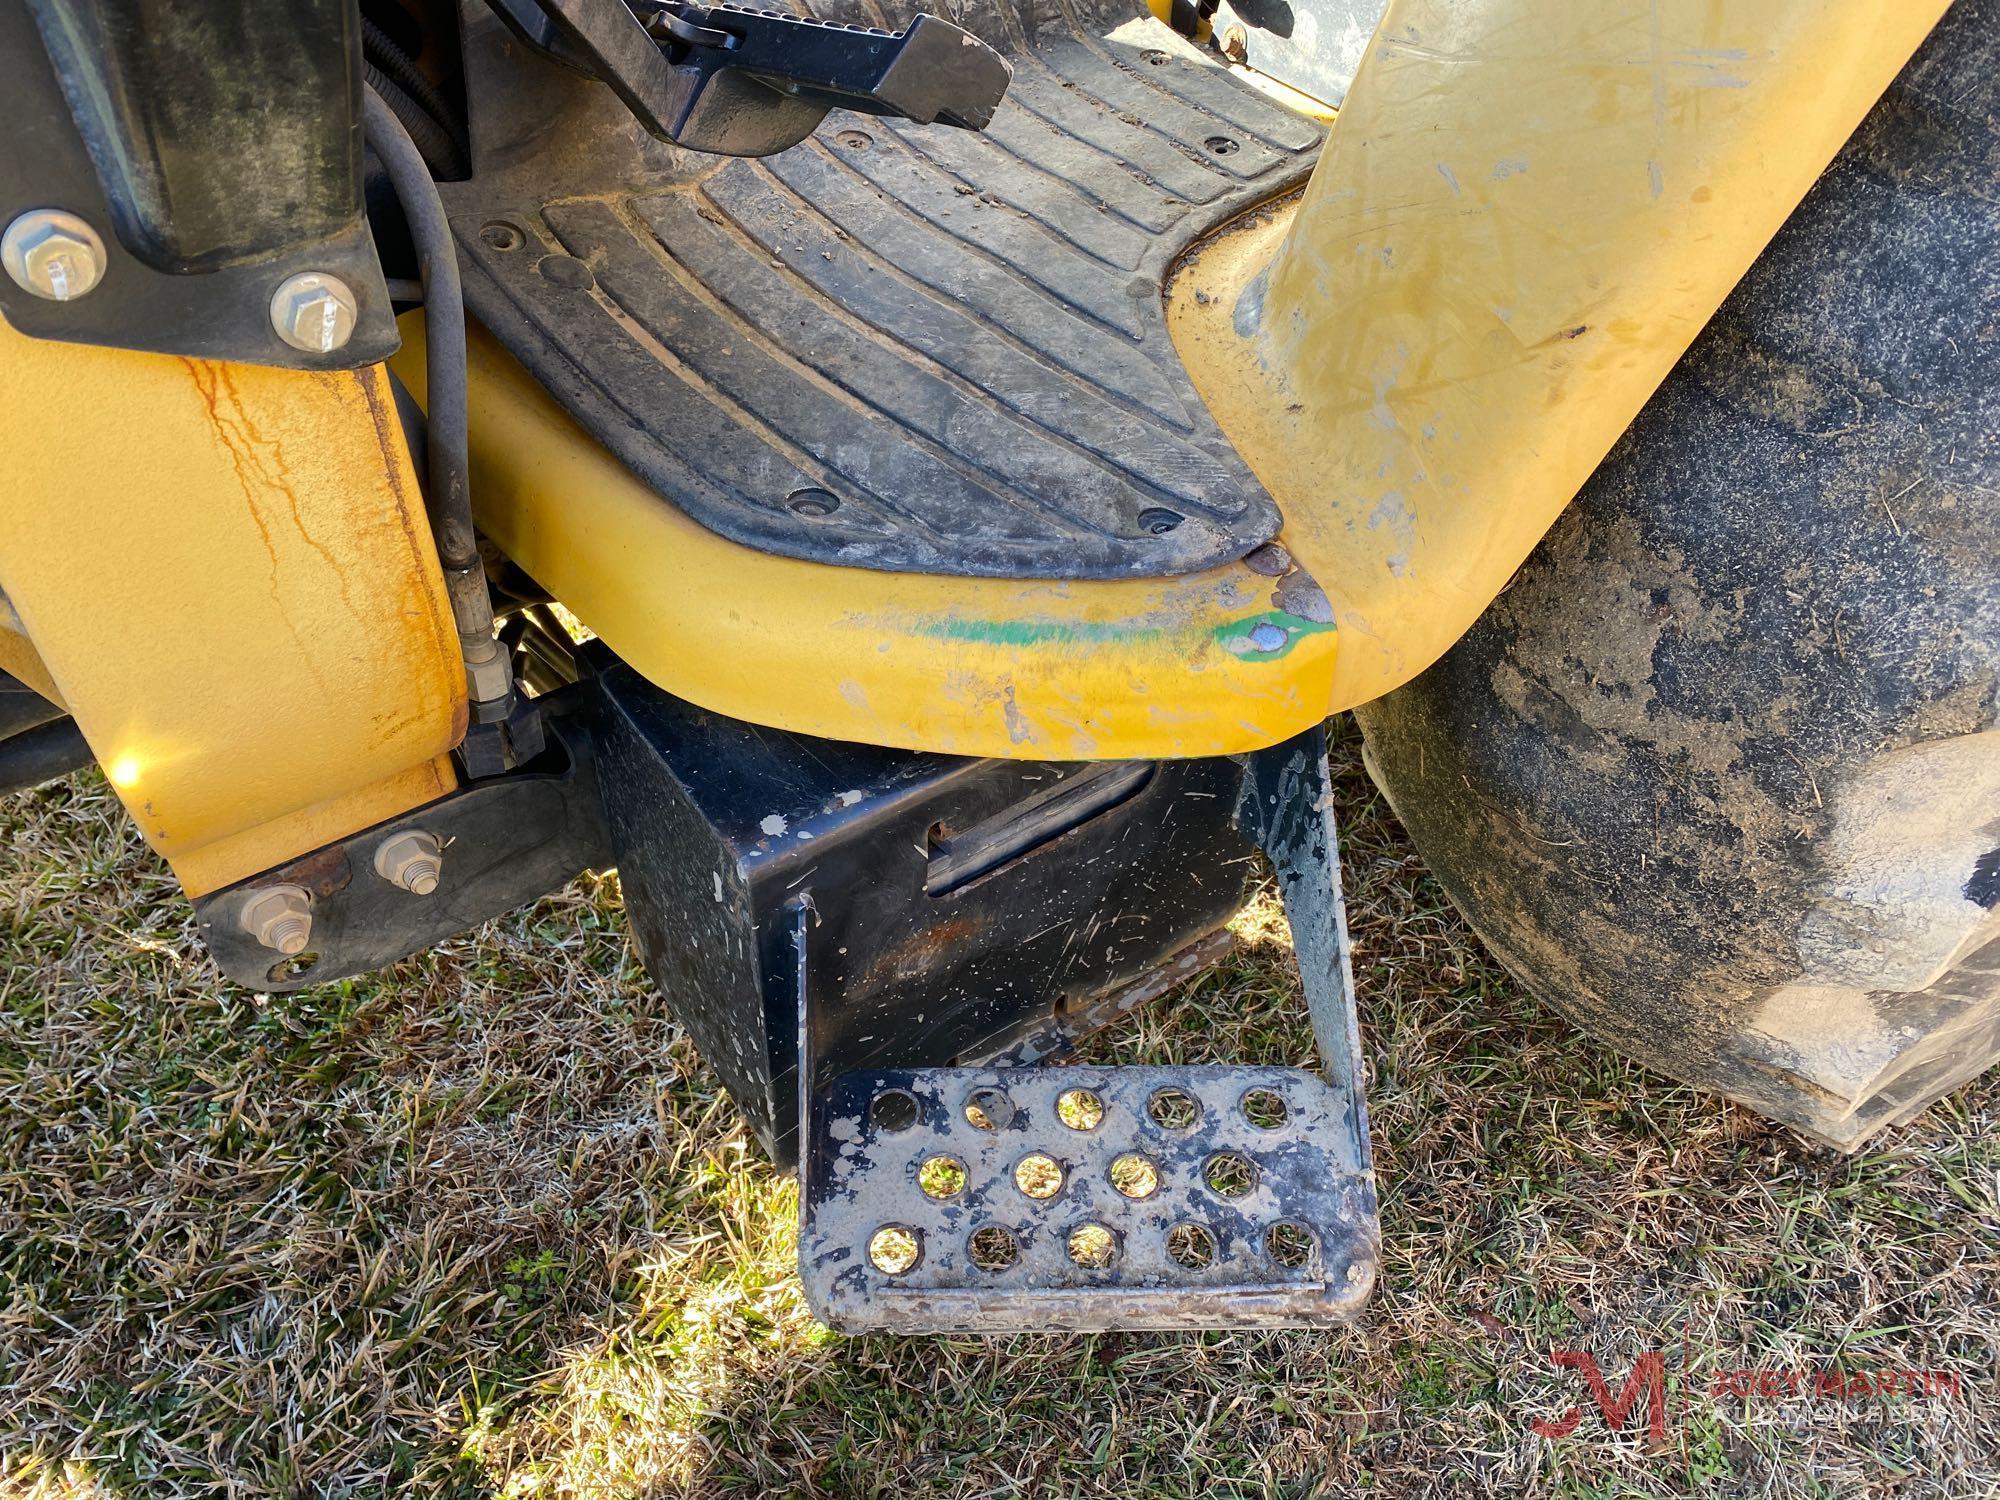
[374,830,444,895]
[2,210,107,301]
[239,885,314,956]
[269,271,357,354]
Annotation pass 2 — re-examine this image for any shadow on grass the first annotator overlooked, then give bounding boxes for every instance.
[3,733,1994,1498]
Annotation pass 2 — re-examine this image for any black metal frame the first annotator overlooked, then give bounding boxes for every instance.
[488,0,1011,156]
[195,684,609,990]
[0,0,398,367]
[194,661,1264,1167]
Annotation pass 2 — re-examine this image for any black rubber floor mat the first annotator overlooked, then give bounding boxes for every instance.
[443,3,1322,580]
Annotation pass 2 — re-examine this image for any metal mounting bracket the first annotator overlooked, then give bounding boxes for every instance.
[792,724,1380,1333]
[488,0,1012,156]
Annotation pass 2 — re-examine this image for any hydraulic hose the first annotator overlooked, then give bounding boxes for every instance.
[363,62,468,181]
[360,16,470,173]
[361,85,510,714]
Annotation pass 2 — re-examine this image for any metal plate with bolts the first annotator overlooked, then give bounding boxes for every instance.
[195,691,609,990]
[0,0,397,367]
[799,1063,1378,1332]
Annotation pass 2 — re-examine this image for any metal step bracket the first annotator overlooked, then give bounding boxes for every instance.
[795,725,1380,1333]
[488,0,1011,156]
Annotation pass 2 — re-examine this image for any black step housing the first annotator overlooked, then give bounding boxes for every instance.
[591,661,1258,1165]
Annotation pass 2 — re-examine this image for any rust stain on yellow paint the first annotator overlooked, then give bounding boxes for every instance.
[0,317,465,893]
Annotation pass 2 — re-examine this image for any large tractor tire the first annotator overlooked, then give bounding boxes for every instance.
[1352,0,1999,1149]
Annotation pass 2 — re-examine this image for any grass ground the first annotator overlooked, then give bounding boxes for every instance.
[2,725,1994,1498]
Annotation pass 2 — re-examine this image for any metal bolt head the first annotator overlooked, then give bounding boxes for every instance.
[1221,25,1249,62]
[269,271,357,354]
[239,884,314,956]
[465,648,514,708]
[2,210,107,301]
[374,830,444,895]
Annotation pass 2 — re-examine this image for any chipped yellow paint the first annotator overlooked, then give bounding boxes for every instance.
[1229,66,1340,126]
[392,318,1338,761]
[0,316,466,895]
[1170,0,1946,712]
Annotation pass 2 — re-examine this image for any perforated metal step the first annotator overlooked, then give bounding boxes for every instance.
[444,2,1322,579]
[800,1063,1378,1331]
[784,724,1377,1332]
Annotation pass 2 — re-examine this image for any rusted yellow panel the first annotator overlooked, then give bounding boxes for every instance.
[0,317,466,894]
[1170,0,1946,712]
[393,318,1337,762]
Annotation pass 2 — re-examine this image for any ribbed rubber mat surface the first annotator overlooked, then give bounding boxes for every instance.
[447,3,1321,579]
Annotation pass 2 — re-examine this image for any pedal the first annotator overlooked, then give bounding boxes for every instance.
[491,0,1011,156]
[799,1063,1376,1332]
[795,724,1380,1333]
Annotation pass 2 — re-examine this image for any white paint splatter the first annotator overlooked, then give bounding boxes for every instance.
[760,813,787,836]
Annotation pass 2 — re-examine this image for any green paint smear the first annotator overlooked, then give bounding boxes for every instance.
[911,617,1167,648]
[910,611,1332,661]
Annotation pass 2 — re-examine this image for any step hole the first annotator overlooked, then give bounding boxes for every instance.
[479,221,524,252]
[1147,1087,1201,1131]
[1203,1150,1258,1198]
[918,1154,967,1200]
[964,1087,1016,1131]
[967,1225,1019,1271]
[1266,1221,1317,1271]
[1056,1088,1104,1131]
[786,486,840,517]
[870,1088,919,1133]
[1166,1223,1217,1270]
[1139,507,1183,536]
[1014,1152,1064,1199]
[1240,1087,1289,1129]
[868,1225,921,1275]
[1108,1153,1159,1199]
[1066,1223,1118,1269]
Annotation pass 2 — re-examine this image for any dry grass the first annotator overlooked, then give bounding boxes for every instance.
[2,725,1994,1497]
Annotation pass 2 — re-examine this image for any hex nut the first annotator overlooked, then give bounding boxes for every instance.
[239,884,314,956]
[465,650,514,707]
[374,830,443,895]
[2,210,107,301]
[269,271,358,353]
